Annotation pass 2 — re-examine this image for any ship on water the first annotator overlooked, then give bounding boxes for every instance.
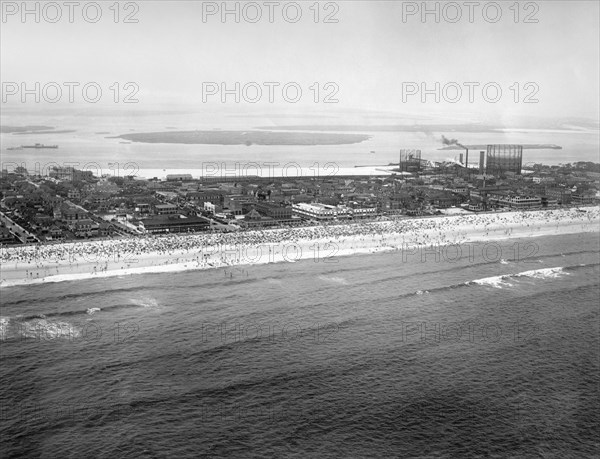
[6,146,24,151]
[21,143,58,149]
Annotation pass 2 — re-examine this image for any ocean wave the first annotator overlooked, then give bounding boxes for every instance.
[5,263,595,330]
[129,297,159,309]
[346,248,591,288]
[471,275,512,289]
[317,275,349,285]
[1,299,161,327]
[0,284,165,308]
[514,267,568,279]
[469,266,570,289]
[422,263,595,294]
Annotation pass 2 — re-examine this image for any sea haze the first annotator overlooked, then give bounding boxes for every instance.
[1,111,599,178]
[1,232,598,457]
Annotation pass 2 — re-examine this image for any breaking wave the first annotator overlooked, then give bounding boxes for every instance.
[318,275,350,285]
[470,267,569,289]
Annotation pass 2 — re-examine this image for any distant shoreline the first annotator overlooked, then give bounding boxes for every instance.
[439,144,562,150]
[12,129,76,135]
[1,125,55,134]
[110,130,372,146]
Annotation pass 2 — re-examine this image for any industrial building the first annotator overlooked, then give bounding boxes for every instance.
[398,149,421,172]
[485,145,523,175]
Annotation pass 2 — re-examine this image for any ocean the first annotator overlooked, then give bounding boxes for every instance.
[1,231,599,458]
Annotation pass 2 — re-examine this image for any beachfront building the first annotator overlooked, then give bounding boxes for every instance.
[487,193,542,210]
[241,209,279,228]
[572,191,597,205]
[254,202,294,223]
[292,203,341,221]
[139,215,210,234]
[428,193,463,208]
[466,202,485,212]
[545,187,572,205]
[345,205,377,218]
[290,203,375,220]
[70,218,100,238]
[540,196,559,208]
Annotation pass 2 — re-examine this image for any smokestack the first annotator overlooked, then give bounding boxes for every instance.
[479,151,485,173]
[459,153,463,165]
[465,148,469,169]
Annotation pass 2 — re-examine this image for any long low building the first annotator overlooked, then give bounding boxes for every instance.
[291,203,377,220]
[139,215,210,234]
[292,203,340,220]
[488,193,542,209]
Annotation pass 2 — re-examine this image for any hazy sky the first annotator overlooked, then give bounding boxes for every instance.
[1,1,599,123]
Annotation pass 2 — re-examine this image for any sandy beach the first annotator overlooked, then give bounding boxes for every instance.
[1,207,598,288]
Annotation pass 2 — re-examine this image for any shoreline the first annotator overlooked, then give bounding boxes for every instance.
[1,206,598,289]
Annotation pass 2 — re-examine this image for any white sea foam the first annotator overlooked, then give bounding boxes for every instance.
[472,267,568,289]
[514,267,567,279]
[472,275,512,289]
[318,276,349,285]
[87,308,101,315]
[130,297,159,308]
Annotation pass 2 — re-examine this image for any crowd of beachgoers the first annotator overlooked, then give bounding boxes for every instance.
[2,208,598,275]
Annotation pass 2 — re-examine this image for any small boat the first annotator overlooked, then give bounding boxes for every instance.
[22,143,58,149]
